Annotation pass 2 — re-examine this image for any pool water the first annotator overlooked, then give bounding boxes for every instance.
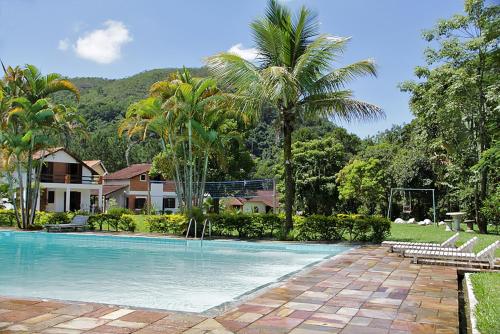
[0,231,349,312]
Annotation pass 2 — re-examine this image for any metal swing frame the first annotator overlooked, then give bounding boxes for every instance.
[387,188,437,225]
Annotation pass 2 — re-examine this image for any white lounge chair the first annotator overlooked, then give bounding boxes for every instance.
[391,235,476,254]
[405,240,499,269]
[45,215,89,232]
[382,233,459,250]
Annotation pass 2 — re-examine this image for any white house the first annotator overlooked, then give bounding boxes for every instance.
[32,147,103,212]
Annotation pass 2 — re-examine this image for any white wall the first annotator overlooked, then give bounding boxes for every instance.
[243,202,267,214]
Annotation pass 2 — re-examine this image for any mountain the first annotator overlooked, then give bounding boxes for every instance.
[57,68,209,127]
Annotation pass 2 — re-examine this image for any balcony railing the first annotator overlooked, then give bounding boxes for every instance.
[40,174,102,185]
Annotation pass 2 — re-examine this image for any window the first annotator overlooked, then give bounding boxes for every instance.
[135,198,146,209]
[163,197,176,209]
[253,206,259,213]
[139,174,147,181]
[48,191,55,204]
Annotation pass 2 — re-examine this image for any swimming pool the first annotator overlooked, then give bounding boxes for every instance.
[0,231,350,312]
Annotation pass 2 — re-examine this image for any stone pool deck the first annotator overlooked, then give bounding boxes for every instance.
[0,246,459,334]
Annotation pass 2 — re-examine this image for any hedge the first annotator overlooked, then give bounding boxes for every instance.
[2,209,390,243]
[0,209,16,226]
[146,214,187,234]
[207,213,391,242]
[88,213,136,232]
[292,214,391,243]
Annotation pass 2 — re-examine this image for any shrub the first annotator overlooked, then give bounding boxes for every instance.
[119,215,136,232]
[88,213,136,232]
[208,213,283,239]
[147,214,187,234]
[34,212,70,227]
[292,214,390,243]
[0,209,16,226]
[107,207,133,216]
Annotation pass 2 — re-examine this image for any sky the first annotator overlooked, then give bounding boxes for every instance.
[0,0,465,137]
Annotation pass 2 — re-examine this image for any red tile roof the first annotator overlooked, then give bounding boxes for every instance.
[102,184,128,196]
[32,147,65,160]
[225,190,278,208]
[104,164,151,180]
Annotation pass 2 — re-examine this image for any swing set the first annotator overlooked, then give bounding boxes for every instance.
[387,188,437,225]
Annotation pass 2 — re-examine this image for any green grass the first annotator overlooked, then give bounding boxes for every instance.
[130,215,149,233]
[470,272,500,334]
[387,223,500,257]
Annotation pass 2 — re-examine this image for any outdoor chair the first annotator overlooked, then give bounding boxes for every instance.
[390,235,476,254]
[404,239,499,269]
[45,215,89,233]
[382,233,459,251]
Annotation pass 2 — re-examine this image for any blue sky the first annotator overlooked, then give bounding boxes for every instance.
[0,0,464,137]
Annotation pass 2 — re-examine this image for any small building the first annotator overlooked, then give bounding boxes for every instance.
[102,164,179,213]
[34,147,103,212]
[223,190,279,214]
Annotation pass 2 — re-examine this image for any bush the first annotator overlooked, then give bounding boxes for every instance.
[88,213,137,232]
[208,213,283,238]
[0,209,16,226]
[293,213,391,242]
[34,212,70,227]
[147,214,187,234]
[107,207,133,216]
[119,215,136,232]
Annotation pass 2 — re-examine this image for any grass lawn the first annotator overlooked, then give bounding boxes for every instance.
[470,272,500,333]
[387,223,500,257]
[130,215,149,233]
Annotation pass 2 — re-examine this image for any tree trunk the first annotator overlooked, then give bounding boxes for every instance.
[476,51,488,234]
[283,114,295,236]
[213,198,220,214]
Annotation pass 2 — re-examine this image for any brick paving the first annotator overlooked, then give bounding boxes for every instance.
[0,246,459,333]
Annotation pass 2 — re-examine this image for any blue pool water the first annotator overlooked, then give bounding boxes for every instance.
[0,231,349,312]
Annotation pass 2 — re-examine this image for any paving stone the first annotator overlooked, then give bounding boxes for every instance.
[100,309,135,320]
[55,317,109,330]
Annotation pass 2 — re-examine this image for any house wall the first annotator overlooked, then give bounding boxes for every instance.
[243,202,267,214]
[130,174,149,191]
[106,189,127,209]
[43,150,94,178]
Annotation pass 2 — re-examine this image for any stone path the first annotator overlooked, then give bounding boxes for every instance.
[0,246,459,333]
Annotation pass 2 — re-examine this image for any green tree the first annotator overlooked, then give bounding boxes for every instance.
[0,64,81,229]
[207,0,382,234]
[400,0,499,232]
[292,134,350,215]
[336,158,386,215]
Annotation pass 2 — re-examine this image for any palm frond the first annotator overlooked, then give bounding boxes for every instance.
[306,59,377,95]
[302,91,383,122]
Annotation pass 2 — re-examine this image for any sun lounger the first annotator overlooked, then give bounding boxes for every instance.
[391,235,476,253]
[45,215,89,232]
[382,233,459,250]
[405,240,499,269]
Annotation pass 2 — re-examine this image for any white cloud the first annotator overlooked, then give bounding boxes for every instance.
[228,43,259,61]
[58,39,70,51]
[74,20,132,64]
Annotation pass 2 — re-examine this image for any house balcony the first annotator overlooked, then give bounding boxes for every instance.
[40,174,102,185]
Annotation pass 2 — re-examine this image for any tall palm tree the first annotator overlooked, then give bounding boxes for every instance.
[121,68,240,214]
[0,64,81,229]
[206,0,383,234]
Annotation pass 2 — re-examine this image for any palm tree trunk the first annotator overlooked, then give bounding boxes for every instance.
[283,115,294,236]
[187,120,193,214]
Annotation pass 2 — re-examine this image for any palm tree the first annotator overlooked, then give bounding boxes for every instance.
[121,68,240,214]
[0,64,81,229]
[206,0,383,234]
